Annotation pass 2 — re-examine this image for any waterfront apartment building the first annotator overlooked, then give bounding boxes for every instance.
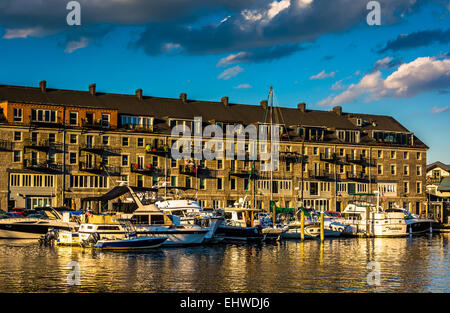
[0,82,428,213]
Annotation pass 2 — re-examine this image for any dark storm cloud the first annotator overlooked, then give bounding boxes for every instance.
[132,0,424,56]
[378,29,450,53]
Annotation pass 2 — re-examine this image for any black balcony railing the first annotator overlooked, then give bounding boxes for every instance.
[178,165,215,178]
[79,162,121,175]
[308,170,334,180]
[130,164,164,176]
[345,154,365,164]
[81,118,111,129]
[320,152,337,162]
[145,144,170,156]
[23,139,63,152]
[280,151,306,162]
[23,159,62,172]
[79,143,120,155]
[0,139,12,151]
[345,172,375,182]
[229,168,256,178]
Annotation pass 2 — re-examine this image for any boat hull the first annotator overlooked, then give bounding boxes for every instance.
[216,225,265,243]
[0,220,76,239]
[94,237,167,250]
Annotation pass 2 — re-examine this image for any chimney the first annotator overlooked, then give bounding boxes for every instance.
[179,93,187,103]
[89,83,96,96]
[297,102,306,112]
[333,106,342,116]
[136,88,143,100]
[39,80,47,93]
[221,96,229,107]
[260,100,268,110]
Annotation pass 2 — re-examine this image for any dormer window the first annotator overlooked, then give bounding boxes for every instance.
[356,118,362,126]
[337,130,360,143]
[121,115,153,131]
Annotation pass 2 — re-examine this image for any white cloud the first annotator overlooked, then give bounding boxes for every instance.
[267,0,291,20]
[309,70,336,80]
[217,52,248,67]
[318,56,450,106]
[65,37,89,53]
[234,84,252,89]
[162,42,181,52]
[331,79,346,90]
[3,27,44,39]
[217,65,244,80]
[431,105,449,114]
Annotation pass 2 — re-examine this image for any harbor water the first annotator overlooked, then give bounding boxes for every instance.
[0,234,448,293]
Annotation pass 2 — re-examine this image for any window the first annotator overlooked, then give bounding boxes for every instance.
[416,166,422,176]
[185,177,191,188]
[217,178,223,190]
[200,178,206,190]
[152,156,158,167]
[416,152,421,160]
[70,175,108,188]
[31,108,57,123]
[171,176,177,187]
[69,134,77,144]
[403,152,409,159]
[101,114,110,128]
[171,158,177,168]
[230,178,236,190]
[137,138,144,147]
[69,112,78,125]
[338,148,344,156]
[377,150,382,158]
[391,151,396,159]
[356,118,362,126]
[121,155,129,166]
[377,165,383,175]
[286,162,291,172]
[101,136,109,146]
[137,175,144,187]
[13,150,21,162]
[217,160,223,169]
[86,135,93,148]
[13,108,23,122]
[122,137,129,147]
[404,182,409,194]
[391,165,396,175]
[13,131,22,141]
[416,182,422,194]
[69,152,77,164]
[48,133,56,145]
[403,165,409,175]
[313,147,319,155]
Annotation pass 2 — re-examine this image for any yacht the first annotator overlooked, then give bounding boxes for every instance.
[0,208,78,239]
[340,193,407,237]
[155,199,225,243]
[215,207,266,243]
[385,207,435,235]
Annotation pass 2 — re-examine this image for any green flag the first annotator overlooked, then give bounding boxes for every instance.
[299,206,310,217]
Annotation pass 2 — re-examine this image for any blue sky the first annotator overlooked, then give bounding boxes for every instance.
[0,0,449,163]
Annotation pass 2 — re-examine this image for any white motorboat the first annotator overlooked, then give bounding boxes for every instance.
[385,207,435,235]
[340,193,407,237]
[215,207,266,242]
[155,199,224,243]
[0,208,78,239]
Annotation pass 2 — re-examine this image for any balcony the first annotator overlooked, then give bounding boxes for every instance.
[130,164,164,176]
[23,159,62,173]
[320,152,337,163]
[0,139,12,151]
[23,139,63,152]
[81,118,111,130]
[346,154,365,164]
[426,177,442,185]
[178,165,216,178]
[145,144,170,156]
[345,172,375,183]
[308,170,334,180]
[229,168,257,178]
[121,124,154,133]
[79,162,121,175]
[79,143,120,155]
[280,151,306,162]
[29,116,63,128]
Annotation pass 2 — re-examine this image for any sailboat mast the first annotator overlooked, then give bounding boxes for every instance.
[269,86,274,225]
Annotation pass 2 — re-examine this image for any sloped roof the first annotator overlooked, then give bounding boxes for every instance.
[427,161,450,172]
[0,84,428,148]
[438,177,450,192]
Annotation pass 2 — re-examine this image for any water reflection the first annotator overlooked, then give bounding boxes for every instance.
[0,235,448,292]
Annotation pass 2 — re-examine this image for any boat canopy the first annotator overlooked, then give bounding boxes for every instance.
[81,186,157,202]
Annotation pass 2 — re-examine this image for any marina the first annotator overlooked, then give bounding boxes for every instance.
[0,234,447,293]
